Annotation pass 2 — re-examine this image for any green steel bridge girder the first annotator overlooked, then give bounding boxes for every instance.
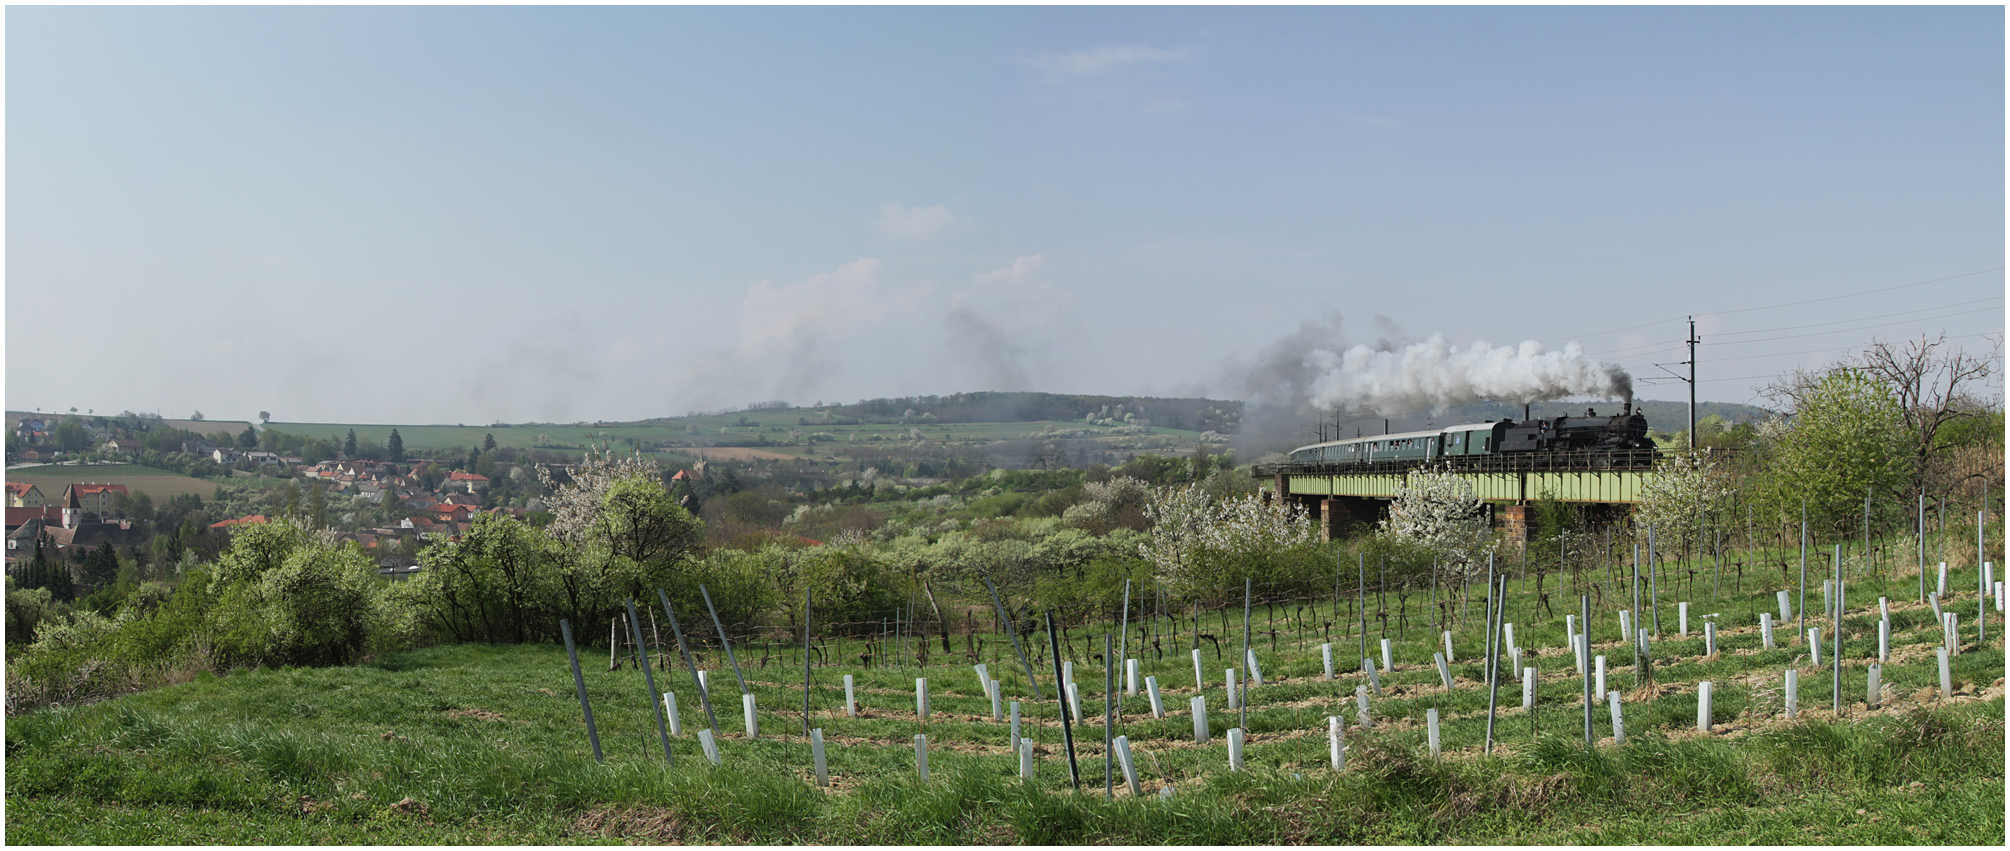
[1283,468,1649,505]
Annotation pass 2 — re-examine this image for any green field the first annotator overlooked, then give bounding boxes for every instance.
[274,416,1210,468]
[7,545,2002,844]
[6,464,218,502]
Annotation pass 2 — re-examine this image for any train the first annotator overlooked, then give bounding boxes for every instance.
[1285,403,1654,467]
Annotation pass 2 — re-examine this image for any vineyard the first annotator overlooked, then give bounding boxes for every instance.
[7,531,2003,844]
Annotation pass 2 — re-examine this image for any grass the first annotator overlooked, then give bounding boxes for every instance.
[7,545,2003,844]
[267,416,1206,459]
[7,464,220,502]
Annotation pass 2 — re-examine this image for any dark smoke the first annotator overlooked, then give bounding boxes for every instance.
[1218,310,1407,458]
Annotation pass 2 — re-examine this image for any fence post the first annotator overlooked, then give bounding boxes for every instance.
[559,619,603,763]
[626,600,674,764]
[657,589,721,737]
[1581,595,1592,749]
[699,584,749,696]
[1240,578,1252,731]
[1103,634,1114,799]
[1044,612,1081,790]
[984,580,1041,701]
[795,591,804,736]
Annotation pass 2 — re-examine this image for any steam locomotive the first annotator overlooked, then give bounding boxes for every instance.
[1284,403,1653,467]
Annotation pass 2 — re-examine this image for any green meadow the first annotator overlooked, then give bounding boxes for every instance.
[8,544,2002,845]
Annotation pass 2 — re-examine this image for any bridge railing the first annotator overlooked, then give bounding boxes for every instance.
[1251,448,1721,479]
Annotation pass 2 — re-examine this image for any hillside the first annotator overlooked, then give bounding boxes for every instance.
[6,544,2001,844]
[6,463,217,502]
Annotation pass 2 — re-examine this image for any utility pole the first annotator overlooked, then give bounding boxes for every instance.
[1686,317,1699,450]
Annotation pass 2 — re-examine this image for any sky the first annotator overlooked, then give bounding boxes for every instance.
[7,6,2003,426]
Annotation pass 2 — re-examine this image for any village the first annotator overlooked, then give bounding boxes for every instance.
[0,412,690,585]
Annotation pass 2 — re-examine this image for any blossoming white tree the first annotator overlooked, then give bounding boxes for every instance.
[1633,450,1733,555]
[1140,484,1319,601]
[1382,464,1493,580]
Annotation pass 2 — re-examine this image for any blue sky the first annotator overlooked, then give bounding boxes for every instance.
[7,6,2002,425]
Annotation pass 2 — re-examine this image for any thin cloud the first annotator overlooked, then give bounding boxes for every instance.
[1021,45,1187,79]
[738,258,893,355]
[874,202,960,241]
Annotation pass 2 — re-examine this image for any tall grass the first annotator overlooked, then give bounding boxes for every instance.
[8,542,2004,844]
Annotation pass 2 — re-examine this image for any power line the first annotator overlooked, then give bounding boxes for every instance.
[1696,304,2002,348]
[1698,266,2003,318]
[1693,331,2004,366]
[1707,295,2004,339]
[1585,294,2002,359]
[1540,265,2003,344]
[1587,338,1686,358]
[1603,304,2002,368]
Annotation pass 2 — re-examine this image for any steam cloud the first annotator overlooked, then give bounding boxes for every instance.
[1305,334,1632,415]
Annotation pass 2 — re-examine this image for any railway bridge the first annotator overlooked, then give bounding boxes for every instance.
[1253,449,1672,543]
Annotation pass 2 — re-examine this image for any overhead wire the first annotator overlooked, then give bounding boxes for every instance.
[1705,294,2002,339]
[1538,265,2003,344]
[1599,303,2001,369]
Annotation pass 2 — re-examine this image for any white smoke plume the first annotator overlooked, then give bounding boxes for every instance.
[1305,335,1632,415]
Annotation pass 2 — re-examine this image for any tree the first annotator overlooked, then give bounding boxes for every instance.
[51,419,88,453]
[1060,476,1153,534]
[209,520,387,667]
[259,411,271,424]
[1850,333,2000,501]
[387,429,404,462]
[190,411,204,421]
[82,542,120,594]
[308,484,327,530]
[1755,367,1907,539]
[538,448,705,630]
[45,536,73,603]
[299,438,335,465]
[411,512,563,643]
[238,425,259,449]
[483,433,497,452]
[1140,484,1321,602]
[1633,451,1732,557]
[1382,464,1494,581]
[344,429,359,457]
